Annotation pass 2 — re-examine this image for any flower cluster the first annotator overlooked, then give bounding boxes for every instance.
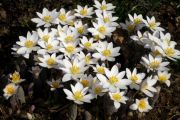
[3,71,25,99]
[8,0,179,113]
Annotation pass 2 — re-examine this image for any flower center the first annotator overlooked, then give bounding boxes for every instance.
[158,75,167,82]
[94,86,102,94]
[97,67,105,74]
[65,46,75,54]
[131,75,138,83]
[102,49,111,57]
[127,24,135,31]
[74,91,83,100]
[98,26,106,33]
[70,65,80,75]
[149,22,156,29]
[11,72,20,83]
[101,5,107,10]
[65,36,74,42]
[58,14,66,22]
[80,9,87,16]
[25,40,34,48]
[81,79,89,87]
[46,44,53,51]
[109,76,119,85]
[85,55,91,64]
[150,60,160,69]
[42,35,50,42]
[83,42,92,49]
[43,15,52,22]
[6,85,16,95]
[134,18,142,24]
[94,34,101,41]
[165,47,175,57]
[112,93,122,101]
[77,27,84,34]
[51,81,60,88]
[138,100,147,109]
[47,58,56,66]
[103,17,110,23]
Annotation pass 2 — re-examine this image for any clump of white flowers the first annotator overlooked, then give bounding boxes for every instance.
[7,0,179,114]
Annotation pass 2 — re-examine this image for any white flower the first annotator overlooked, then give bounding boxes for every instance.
[37,39,59,55]
[55,8,75,25]
[130,31,149,45]
[63,82,94,104]
[53,25,69,37]
[140,76,157,97]
[141,54,169,72]
[77,51,97,65]
[47,79,63,91]
[94,0,115,11]
[37,28,56,42]
[78,74,94,88]
[31,8,58,27]
[155,40,180,61]
[3,83,18,99]
[9,71,25,84]
[38,53,62,69]
[126,68,145,90]
[75,5,93,18]
[92,63,106,74]
[109,89,128,109]
[97,65,131,92]
[80,36,96,51]
[130,98,152,112]
[59,42,82,58]
[57,27,79,43]
[120,20,136,32]
[14,31,39,58]
[128,13,144,25]
[143,16,164,31]
[61,58,88,82]
[154,71,171,87]
[93,41,120,61]
[96,11,118,27]
[88,20,116,39]
[90,78,107,98]
[73,20,88,35]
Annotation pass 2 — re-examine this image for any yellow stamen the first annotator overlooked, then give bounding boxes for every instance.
[98,26,106,33]
[46,44,53,51]
[131,75,138,83]
[74,91,83,100]
[80,9,87,16]
[103,17,110,23]
[43,15,52,22]
[165,48,175,57]
[65,36,74,42]
[158,75,167,82]
[51,81,59,88]
[134,18,142,24]
[85,55,91,64]
[77,27,84,34]
[65,46,75,54]
[150,60,160,69]
[109,76,119,85]
[58,14,66,22]
[101,5,107,10]
[11,71,21,83]
[70,65,80,75]
[25,40,34,48]
[47,58,56,66]
[138,100,147,109]
[102,49,111,57]
[94,86,102,94]
[83,42,92,49]
[5,85,16,95]
[97,67,105,74]
[149,22,156,29]
[112,93,122,101]
[42,35,50,42]
[81,79,89,87]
